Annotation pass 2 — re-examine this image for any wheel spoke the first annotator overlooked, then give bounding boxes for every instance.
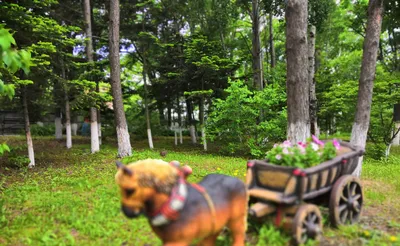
[339,204,347,212]
[350,183,357,196]
[340,194,348,202]
[346,183,351,197]
[353,201,361,213]
[301,228,307,234]
[348,210,353,223]
[311,213,317,223]
[341,209,348,223]
[301,234,308,243]
[353,194,361,201]
[306,213,312,222]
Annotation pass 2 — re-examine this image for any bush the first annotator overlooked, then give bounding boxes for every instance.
[30,124,55,136]
[206,79,287,157]
[365,143,386,160]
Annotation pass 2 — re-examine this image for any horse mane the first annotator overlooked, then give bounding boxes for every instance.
[126,159,179,194]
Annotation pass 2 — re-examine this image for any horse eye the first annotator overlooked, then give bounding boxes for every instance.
[125,188,136,197]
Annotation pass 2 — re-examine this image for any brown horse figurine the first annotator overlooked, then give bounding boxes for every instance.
[115,159,248,246]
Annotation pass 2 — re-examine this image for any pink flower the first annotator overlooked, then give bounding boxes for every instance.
[275,154,282,160]
[273,143,278,148]
[282,140,292,148]
[297,141,306,148]
[282,148,289,154]
[312,135,324,146]
[333,139,340,150]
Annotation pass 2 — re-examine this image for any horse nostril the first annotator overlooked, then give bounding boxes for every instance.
[121,205,141,218]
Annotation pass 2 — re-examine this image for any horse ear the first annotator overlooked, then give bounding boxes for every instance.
[116,161,133,176]
[116,161,124,169]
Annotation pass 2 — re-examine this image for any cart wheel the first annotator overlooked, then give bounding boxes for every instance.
[329,175,363,227]
[292,204,323,245]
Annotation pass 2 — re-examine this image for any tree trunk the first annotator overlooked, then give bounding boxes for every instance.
[269,13,276,68]
[83,0,99,153]
[393,123,400,146]
[65,91,72,149]
[167,103,172,128]
[308,25,319,137]
[72,123,78,136]
[143,61,154,149]
[55,113,63,140]
[186,98,196,144]
[177,96,183,144]
[23,88,35,168]
[286,0,310,144]
[97,110,102,145]
[252,0,263,90]
[199,97,207,151]
[157,101,165,125]
[62,60,72,149]
[350,0,384,177]
[109,0,132,157]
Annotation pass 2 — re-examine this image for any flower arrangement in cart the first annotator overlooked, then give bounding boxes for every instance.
[266,135,341,168]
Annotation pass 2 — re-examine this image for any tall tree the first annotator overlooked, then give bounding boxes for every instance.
[22,86,35,168]
[286,0,310,143]
[252,0,263,90]
[61,58,72,149]
[83,0,100,153]
[269,13,276,69]
[109,0,132,157]
[308,25,318,136]
[350,0,384,177]
[143,59,154,149]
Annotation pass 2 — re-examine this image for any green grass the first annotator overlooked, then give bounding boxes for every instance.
[0,137,400,246]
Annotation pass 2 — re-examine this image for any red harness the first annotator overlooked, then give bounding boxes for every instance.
[148,161,205,226]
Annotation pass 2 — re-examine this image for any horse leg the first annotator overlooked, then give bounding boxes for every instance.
[196,233,219,246]
[163,242,189,246]
[228,217,246,246]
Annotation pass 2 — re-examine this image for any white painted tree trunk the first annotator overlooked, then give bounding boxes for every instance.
[147,128,154,149]
[65,100,72,149]
[179,128,183,144]
[23,88,35,168]
[350,0,384,177]
[286,0,310,144]
[55,116,62,140]
[174,131,178,146]
[393,123,400,146]
[90,107,100,153]
[66,122,72,149]
[287,122,310,145]
[385,143,392,159]
[72,123,78,136]
[202,127,207,151]
[190,125,197,144]
[351,123,369,176]
[116,126,132,157]
[98,122,102,145]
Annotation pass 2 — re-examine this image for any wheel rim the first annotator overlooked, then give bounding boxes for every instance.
[338,181,362,224]
[293,205,323,245]
[330,175,363,227]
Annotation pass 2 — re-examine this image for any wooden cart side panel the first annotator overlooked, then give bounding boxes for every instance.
[256,170,291,190]
[283,177,297,196]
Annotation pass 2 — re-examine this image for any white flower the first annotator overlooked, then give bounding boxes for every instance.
[276,154,282,160]
[283,148,289,154]
[311,142,319,151]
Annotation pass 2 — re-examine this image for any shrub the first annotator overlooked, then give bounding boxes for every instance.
[206,79,287,157]
[30,124,55,136]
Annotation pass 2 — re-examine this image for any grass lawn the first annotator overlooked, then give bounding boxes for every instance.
[0,136,399,246]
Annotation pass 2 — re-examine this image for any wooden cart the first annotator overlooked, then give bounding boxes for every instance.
[246,141,365,245]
